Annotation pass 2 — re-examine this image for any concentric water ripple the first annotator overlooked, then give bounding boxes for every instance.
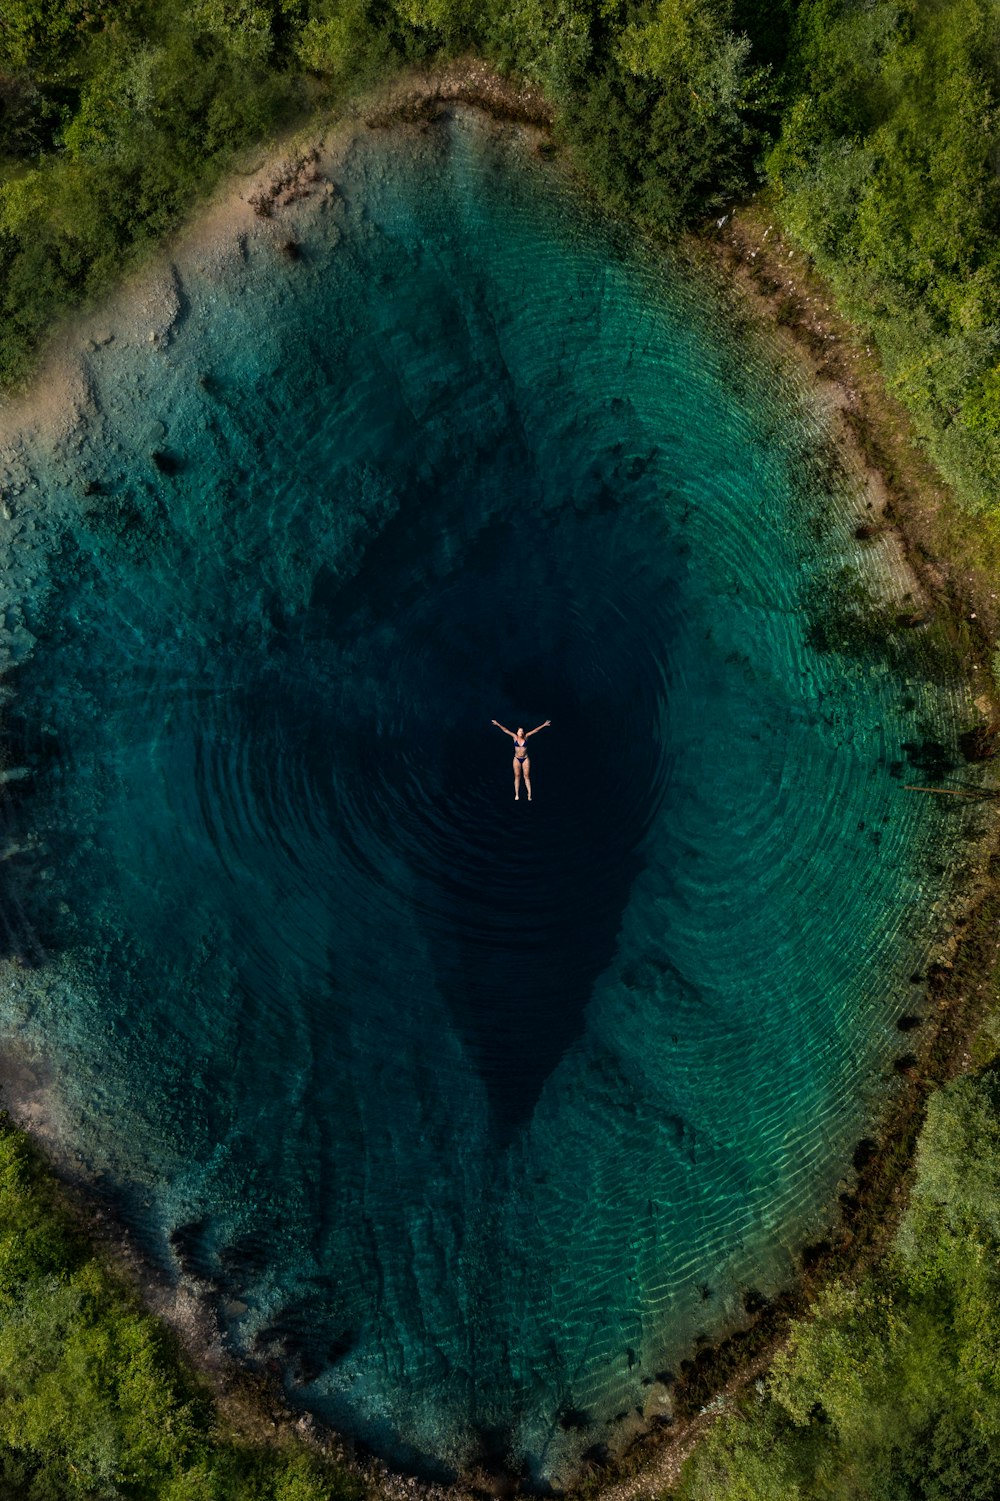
[0,111,980,1482]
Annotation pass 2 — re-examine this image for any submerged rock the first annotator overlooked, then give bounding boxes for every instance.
[959,724,997,762]
[150,448,180,476]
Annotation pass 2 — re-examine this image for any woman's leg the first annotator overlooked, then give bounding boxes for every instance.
[513,757,521,800]
[523,755,532,801]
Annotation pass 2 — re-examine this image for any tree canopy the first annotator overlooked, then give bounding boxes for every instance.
[676,1068,1000,1501]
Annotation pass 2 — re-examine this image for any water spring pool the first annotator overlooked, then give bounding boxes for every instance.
[0,109,976,1483]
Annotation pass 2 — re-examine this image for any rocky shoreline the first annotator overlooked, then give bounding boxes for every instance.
[574,205,1000,1501]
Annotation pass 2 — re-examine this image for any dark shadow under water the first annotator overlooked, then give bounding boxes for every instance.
[302,490,667,1132]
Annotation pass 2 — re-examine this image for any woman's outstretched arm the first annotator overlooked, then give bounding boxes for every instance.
[526,720,551,737]
[491,720,515,738]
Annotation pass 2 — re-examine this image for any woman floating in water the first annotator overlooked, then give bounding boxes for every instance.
[491,718,551,801]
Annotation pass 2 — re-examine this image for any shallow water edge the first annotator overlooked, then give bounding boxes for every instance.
[590,204,1000,1498]
[0,67,998,1500]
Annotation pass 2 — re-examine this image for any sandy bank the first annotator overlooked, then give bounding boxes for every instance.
[0,57,550,469]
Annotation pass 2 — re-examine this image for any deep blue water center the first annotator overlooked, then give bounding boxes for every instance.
[305,471,669,1130]
[0,112,973,1482]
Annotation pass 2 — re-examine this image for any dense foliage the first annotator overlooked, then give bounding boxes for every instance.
[0,1117,359,1499]
[765,0,1000,508]
[0,0,770,385]
[3,0,999,506]
[675,1065,1000,1501]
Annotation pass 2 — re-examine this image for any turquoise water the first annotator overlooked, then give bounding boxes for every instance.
[0,112,977,1482]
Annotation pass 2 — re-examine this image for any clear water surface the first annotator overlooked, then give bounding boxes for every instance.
[0,111,976,1483]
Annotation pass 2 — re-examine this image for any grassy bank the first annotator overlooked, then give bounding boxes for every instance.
[673,1048,1000,1501]
[0,1114,361,1500]
[762,0,1000,513]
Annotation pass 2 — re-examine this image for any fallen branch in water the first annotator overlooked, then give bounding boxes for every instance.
[904,784,1000,800]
